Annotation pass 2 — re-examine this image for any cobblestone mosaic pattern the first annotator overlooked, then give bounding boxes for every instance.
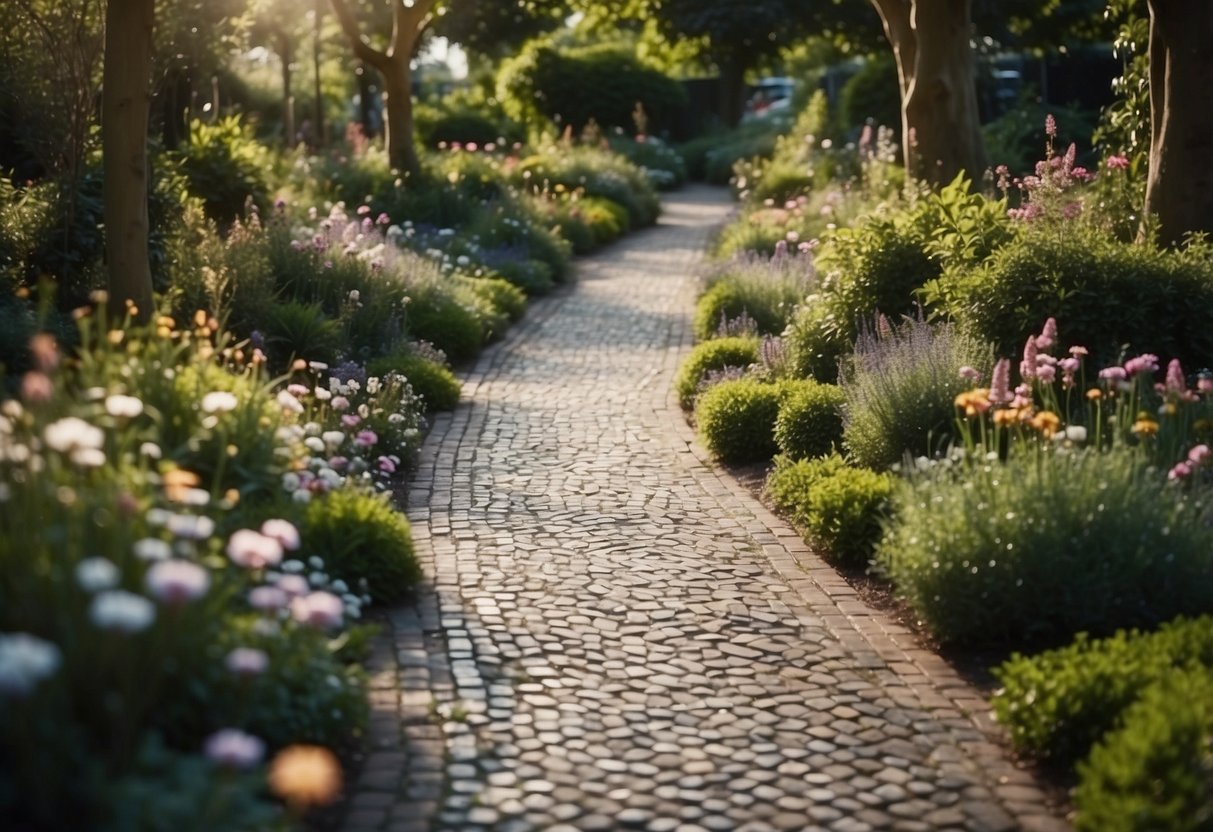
[340,188,1068,832]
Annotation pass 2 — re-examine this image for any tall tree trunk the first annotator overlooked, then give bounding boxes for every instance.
[718,54,746,128]
[329,0,433,175]
[870,0,986,187]
[280,33,295,146]
[102,0,154,323]
[1142,0,1213,245]
[313,0,325,147]
[381,55,417,173]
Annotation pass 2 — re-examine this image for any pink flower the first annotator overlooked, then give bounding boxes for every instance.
[1036,364,1057,384]
[1106,155,1130,170]
[1189,445,1211,465]
[377,455,397,474]
[1200,376,1213,394]
[1020,337,1039,380]
[276,574,310,598]
[225,647,269,676]
[290,591,344,629]
[354,430,378,448]
[1165,359,1187,393]
[1124,354,1160,376]
[249,586,288,611]
[1099,366,1128,383]
[1069,345,1089,357]
[1045,113,1057,138]
[341,414,361,428]
[1059,357,1081,389]
[331,396,350,412]
[990,359,1013,404]
[226,530,284,570]
[204,729,264,769]
[1035,318,1058,351]
[260,519,301,551]
[958,366,981,383]
[145,560,210,606]
[1169,461,1193,481]
[287,384,310,398]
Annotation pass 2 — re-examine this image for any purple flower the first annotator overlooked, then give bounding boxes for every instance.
[1099,366,1128,383]
[249,586,288,611]
[205,729,265,769]
[145,560,210,606]
[276,574,311,598]
[354,430,378,448]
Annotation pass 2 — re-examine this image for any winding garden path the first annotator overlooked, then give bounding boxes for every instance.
[341,187,1067,832]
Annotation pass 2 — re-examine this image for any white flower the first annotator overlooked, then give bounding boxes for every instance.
[314,387,332,402]
[277,391,304,414]
[226,529,284,570]
[90,590,156,633]
[140,442,162,460]
[201,391,239,414]
[76,557,120,592]
[44,417,104,454]
[321,430,345,450]
[105,395,144,418]
[204,728,265,769]
[70,447,107,468]
[290,591,344,629]
[303,421,322,436]
[366,378,380,395]
[0,632,62,696]
[281,472,302,492]
[388,413,405,424]
[166,513,215,540]
[304,436,326,453]
[261,519,301,551]
[292,489,313,504]
[145,559,211,605]
[225,647,269,676]
[133,538,172,561]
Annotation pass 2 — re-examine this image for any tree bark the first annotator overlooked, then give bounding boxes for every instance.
[102,0,155,323]
[329,0,434,174]
[1142,0,1213,245]
[869,0,986,187]
[313,0,325,147]
[279,32,295,146]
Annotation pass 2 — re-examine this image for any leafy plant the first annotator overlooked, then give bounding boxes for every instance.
[173,117,272,226]
[675,337,759,410]
[694,249,816,341]
[367,351,460,413]
[773,379,844,460]
[695,378,784,465]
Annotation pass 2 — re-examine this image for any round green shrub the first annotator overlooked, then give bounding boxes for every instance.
[367,351,461,412]
[694,378,782,465]
[934,229,1213,371]
[774,380,845,459]
[694,276,803,342]
[765,454,891,568]
[994,616,1213,767]
[406,286,484,364]
[421,111,505,148]
[878,449,1213,647]
[1075,669,1213,832]
[173,117,270,226]
[676,337,759,410]
[457,274,527,322]
[299,486,421,604]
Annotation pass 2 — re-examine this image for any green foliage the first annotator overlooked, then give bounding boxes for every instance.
[840,318,993,470]
[773,379,845,460]
[454,274,527,323]
[1075,669,1213,832]
[608,136,687,190]
[497,41,687,135]
[405,283,484,365]
[675,337,759,410]
[928,228,1213,371]
[174,117,272,226]
[679,122,781,184]
[695,250,816,341]
[262,300,343,368]
[766,454,892,568]
[367,351,461,413]
[984,97,1098,176]
[419,111,514,149]
[878,448,1213,647]
[839,55,901,137]
[744,159,815,206]
[514,146,660,228]
[695,378,783,465]
[994,616,1213,767]
[299,487,421,604]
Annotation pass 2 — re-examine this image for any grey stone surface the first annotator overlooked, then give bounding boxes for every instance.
[339,186,1066,831]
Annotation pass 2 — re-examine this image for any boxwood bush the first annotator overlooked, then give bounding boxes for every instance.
[766,454,892,568]
[773,379,845,460]
[1074,669,1213,832]
[298,486,421,604]
[675,337,759,410]
[878,448,1213,646]
[994,616,1213,766]
[695,378,784,465]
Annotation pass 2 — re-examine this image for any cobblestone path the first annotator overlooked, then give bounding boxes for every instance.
[342,187,1067,832]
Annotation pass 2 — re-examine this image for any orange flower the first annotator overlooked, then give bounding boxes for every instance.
[269,745,342,809]
[1030,411,1062,435]
[993,407,1026,427]
[1131,413,1160,436]
[1086,388,1102,401]
[162,468,201,503]
[954,389,991,418]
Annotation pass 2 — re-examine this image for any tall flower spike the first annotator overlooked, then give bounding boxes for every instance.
[1166,358,1186,393]
[1035,317,1058,352]
[990,358,1013,404]
[1020,337,1038,381]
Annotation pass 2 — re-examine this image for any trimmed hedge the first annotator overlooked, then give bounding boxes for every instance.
[773,379,844,460]
[675,337,759,410]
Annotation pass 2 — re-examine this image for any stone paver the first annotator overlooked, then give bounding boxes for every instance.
[341,186,1068,832]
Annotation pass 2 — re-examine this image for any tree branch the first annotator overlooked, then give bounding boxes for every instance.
[329,0,389,71]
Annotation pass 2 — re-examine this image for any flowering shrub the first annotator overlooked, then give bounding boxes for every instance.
[693,244,817,341]
[0,317,388,827]
[840,317,993,470]
[876,446,1213,646]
